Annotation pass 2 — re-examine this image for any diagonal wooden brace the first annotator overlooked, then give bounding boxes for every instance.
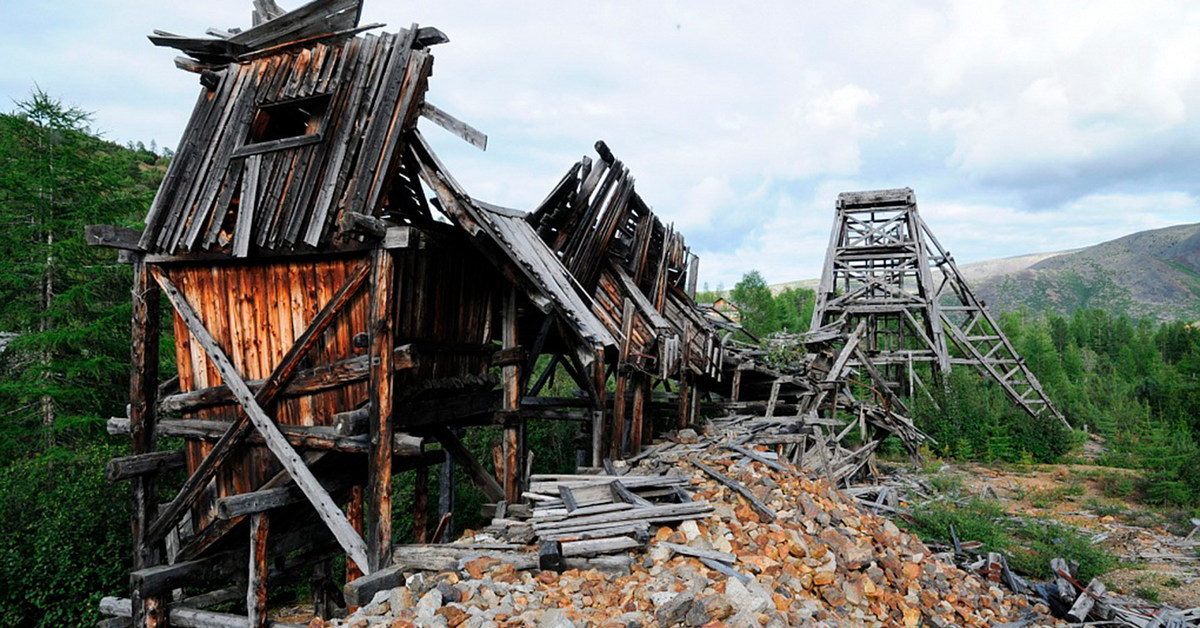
[146,265,373,572]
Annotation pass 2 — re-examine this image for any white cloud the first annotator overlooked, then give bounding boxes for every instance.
[2,0,1197,293]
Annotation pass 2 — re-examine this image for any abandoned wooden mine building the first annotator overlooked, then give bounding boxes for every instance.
[88,1,792,626]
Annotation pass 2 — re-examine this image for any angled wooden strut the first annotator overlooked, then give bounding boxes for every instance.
[146,263,373,573]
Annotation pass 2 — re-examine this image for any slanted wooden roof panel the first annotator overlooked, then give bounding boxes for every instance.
[474,202,616,351]
[142,26,433,257]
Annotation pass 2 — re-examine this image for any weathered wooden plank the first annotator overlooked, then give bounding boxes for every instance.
[658,541,736,564]
[559,535,640,558]
[86,225,144,250]
[691,460,776,522]
[150,268,372,574]
[420,102,487,150]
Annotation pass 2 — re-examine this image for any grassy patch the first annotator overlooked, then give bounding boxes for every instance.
[904,498,1117,582]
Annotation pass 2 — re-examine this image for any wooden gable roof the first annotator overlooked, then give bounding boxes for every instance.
[140,10,446,256]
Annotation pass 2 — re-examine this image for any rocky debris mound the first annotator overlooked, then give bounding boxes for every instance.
[323,425,1056,628]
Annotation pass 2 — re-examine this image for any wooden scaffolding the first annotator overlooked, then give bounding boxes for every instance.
[811,187,1068,427]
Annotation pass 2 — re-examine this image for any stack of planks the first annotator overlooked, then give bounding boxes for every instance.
[484,472,713,569]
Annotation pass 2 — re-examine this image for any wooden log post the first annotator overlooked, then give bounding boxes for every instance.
[345,486,364,589]
[247,513,269,628]
[413,456,428,544]
[311,559,335,619]
[437,439,455,542]
[610,302,635,460]
[501,288,522,504]
[630,373,648,457]
[591,348,606,468]
[129,258,166,628]
[366,248,395,572]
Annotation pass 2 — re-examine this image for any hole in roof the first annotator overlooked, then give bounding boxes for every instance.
[248,94,331,143]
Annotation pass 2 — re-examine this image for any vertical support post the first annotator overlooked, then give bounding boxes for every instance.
[345,485,364,590]
[129,258,165,627]
[413,458,428,543]
[247,512,269,628]
[591,348,606,468]
[311,560,335,619]
[501,288,521,503]
[630,374,648,456]
[678,324,692,429]
[610,302,634,460]
[437,436,455,542]
[366,248,395,571]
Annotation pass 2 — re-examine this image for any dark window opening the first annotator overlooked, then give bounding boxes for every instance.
[248,94,331,143]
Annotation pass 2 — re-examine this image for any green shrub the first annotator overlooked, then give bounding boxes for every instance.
[0,443,131,626]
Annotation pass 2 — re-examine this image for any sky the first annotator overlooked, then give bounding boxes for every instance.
[3,0,1198,288]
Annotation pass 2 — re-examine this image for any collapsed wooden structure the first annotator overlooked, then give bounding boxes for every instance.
[90,3,941,627]
[811,188,1068,427]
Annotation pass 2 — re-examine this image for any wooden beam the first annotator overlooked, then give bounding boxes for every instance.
[157,345,414,415]
[128,258,165,628]
[420,102,487,151]
[107,450,186,482]
[431,425,504,502]
[86,224,144,250]
[146,262,370,546]
[149,268,372,574]
[107,418,420,455]
[366,248,395,572]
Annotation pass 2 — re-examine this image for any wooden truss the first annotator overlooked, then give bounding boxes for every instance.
[811,188,1068,427]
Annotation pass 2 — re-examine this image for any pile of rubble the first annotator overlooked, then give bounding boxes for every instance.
[323,421,1056,628]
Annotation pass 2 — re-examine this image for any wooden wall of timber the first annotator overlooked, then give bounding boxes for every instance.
[164,243,500,534]
[169,255,371,528]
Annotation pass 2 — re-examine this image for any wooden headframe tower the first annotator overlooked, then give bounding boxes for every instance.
[811,188,1068,427]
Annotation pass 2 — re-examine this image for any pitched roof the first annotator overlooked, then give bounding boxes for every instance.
[141,19,443,255]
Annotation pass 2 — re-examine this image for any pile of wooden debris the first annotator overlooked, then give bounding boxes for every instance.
[328,415,1057,628]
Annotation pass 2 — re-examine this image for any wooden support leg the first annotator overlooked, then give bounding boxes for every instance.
[129,258,166,628]
[345,486,364,589]
[367,249,395,571]
[311,560,335,619]
[591,349,606,468]
[501,288,521,503]
[437,439,455,542]
[413,462,428,544]
[630,374,647,457]
[247,513,269,628]
[677,373,691,430]
[610,371,628,460]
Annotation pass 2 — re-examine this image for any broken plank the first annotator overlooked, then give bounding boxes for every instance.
[690,460,776,522]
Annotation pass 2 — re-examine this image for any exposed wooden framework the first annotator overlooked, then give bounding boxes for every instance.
[811,187,1068,427]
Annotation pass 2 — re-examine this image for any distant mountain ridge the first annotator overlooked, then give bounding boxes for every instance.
[771,223,1200,322]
